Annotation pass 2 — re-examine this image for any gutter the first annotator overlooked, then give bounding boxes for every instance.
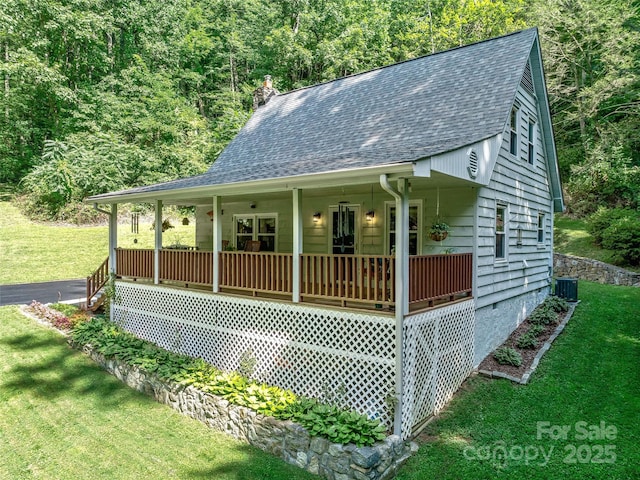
[92,203,111,216]
[84,162,415,205]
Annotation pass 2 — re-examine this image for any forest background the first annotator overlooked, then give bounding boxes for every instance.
[1,0,638,222]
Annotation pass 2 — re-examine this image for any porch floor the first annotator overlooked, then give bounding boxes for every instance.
[117,277,471,315]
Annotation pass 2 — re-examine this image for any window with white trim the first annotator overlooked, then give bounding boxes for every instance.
[537,213,545,244]
[234,214,277,251]
[509,107,518,156]
[386,201,421,255]
[496,204,507,260]
[528,118,536,164]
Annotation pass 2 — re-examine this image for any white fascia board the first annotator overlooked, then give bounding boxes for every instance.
[412,158,431,177]
[85,162,415,205]
[530,37,564,212]
[424,134,501,185]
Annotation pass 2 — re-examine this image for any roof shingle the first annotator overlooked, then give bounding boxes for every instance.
[89,29,537,200]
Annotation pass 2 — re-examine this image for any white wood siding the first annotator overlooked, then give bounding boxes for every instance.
[195,186,475,256]
[475,82,553,309]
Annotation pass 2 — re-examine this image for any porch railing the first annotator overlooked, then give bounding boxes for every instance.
[113,248,472,310]
[160,250,214,285]
[409,253,473,305]
[300,254,395,305]
[86,256,109,310]
[219,251,294,294]
[116,248,153,279]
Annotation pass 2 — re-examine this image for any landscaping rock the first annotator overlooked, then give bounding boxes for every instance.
[73,341,415,480]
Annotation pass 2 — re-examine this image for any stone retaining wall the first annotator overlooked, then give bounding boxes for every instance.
[553,253,640,287]
[70,341,417,480]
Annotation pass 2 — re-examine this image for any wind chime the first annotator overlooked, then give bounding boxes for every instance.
[131,212,139,244]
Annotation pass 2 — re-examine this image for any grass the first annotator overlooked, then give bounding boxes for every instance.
[0,193,195,285]
[396,280,640,479]
[553,214,640,271]
[0,306,315,480]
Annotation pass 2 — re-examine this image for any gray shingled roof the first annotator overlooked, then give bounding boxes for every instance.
[89,28,538,200]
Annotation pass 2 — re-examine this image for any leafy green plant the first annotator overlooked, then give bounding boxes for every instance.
[71,317,387,446]
[238,349,257,379]
[493,347,522,367]
[528,305,558,326]
[528,324,545,337]
[601,216,640,266]
[587,207,634,246]
[516,332,538,349]
[429,216,451,240]
[103,273,120,318]
[543,295,569,313]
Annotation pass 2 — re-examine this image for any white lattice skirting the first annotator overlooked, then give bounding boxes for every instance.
[401,300,475,438]
[113,282,397,426]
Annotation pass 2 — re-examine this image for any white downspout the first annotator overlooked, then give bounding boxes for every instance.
[380,174,409,437]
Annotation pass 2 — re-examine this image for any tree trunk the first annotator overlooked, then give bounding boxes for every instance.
[4,42,8,119]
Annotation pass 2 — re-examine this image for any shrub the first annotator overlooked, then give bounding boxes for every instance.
[529,305,557,326]
[528,324,545,337]
[587,207,636,246]
[543,296,569,313]
[601,216,640,266]
[493,347,522,367]
[516,332,538,349]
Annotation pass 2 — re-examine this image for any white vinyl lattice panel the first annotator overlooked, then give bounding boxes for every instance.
[113,282,397,425]
[401,300,475,438]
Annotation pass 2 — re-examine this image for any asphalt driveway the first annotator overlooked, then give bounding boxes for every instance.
[0,279,86,306]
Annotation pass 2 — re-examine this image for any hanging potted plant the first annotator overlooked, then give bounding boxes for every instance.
[429,217,450,241]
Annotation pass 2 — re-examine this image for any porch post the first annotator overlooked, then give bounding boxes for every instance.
[396,179,410,315]
[109,203,118,276]
[212,195,222,293]
[154,200,162,284]
[108,203,117,323]
[395,178,409,436]
[292,188,302,303]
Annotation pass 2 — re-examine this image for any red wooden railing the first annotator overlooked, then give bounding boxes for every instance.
[300,254,395,305]
[409,253,473,305]
[112,248,472,310]
[115,248,154,279]
[160,250,214,285]
[219,251,293,294]
[86,256,109,310]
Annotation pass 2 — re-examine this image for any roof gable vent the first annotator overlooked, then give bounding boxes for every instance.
[467,149,479,179]
[521,61,534,96]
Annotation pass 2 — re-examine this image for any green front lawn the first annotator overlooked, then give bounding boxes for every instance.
[0,306,314,480]
[0,194,194,285]
[397,280,640,479]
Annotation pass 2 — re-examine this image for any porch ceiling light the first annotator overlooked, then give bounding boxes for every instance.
[313,212,322,222]
[366,210,375,221]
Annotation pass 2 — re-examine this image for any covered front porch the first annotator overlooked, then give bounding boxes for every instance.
[112,248,473,312]
[88,174,478,437]
[91,174,477,316]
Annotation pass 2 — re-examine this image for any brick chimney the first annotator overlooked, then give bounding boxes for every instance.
[253,75,278,110]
